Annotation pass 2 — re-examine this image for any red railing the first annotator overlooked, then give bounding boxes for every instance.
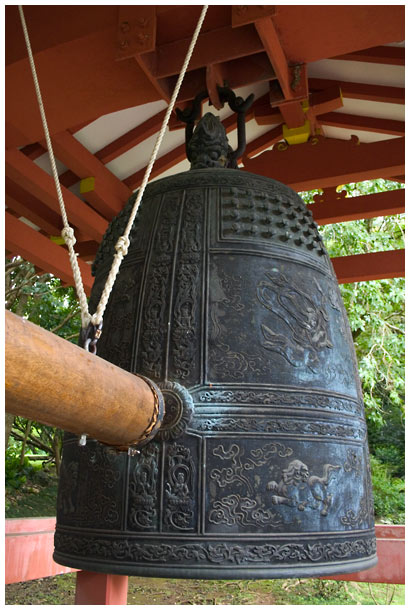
[6,518,404,605]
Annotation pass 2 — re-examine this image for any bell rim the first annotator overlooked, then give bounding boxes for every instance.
[53,550,378,580]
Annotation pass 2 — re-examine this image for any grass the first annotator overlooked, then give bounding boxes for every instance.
[5,573,405,605]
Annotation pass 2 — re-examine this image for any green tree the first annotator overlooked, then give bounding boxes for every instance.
[300,180,405,521]
[6,256,82,473]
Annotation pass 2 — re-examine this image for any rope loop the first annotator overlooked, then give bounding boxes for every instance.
[115,235,130,257]
[61,227,76,247]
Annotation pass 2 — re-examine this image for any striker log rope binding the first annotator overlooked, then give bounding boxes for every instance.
[18,5,209,344]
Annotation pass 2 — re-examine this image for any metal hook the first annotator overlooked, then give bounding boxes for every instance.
[80,321,103,354]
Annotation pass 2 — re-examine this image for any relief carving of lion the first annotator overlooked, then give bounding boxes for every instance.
[267,459,340,516]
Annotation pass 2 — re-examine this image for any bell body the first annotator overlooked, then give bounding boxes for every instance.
[54,169,376,579]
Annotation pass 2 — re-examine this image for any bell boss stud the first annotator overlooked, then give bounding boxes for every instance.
[5,310,164,449]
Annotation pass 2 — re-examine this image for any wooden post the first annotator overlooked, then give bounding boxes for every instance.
[5,310,163,448]
[75,572,129,605]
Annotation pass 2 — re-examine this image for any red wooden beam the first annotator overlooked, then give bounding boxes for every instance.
[272,6,404,64]
[116,5,156,60]
[5,178,63,236]
[242,136,405,191]
[332,249,404,284]
[309,79,404,105]
[391,175,405,184]
[231,5,276,27]
[134,54,172,103]
[319,113,405,136]
[5,212,94,294]
[58,170,80,189]
[5,10,161,148]
[278,101,306,129]
[51,131,131,202]
[311,188,405,225]
[67,119,97,134]
[176,53,275,104]
[49,131,131,219]
[333,45,404,66]
[6,6,404,148]
[252,97,283,125]
[96,109,167,164]
[124,143,186,190]
[254,19,310,129]
[309,86,343,116]
[5,149,108,243]
[75,240,100,262]
[20,142,47,161]
[254,17,292,99]
[21,120,101,169]
[150,25,264,79]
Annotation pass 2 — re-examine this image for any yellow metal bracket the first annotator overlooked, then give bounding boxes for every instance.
[282,119,311,145]
[50,236,66,245]
[282,99,311,145]
[80,177,95,194]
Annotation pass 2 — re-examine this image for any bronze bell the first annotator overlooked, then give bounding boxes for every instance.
[54,89,376,579]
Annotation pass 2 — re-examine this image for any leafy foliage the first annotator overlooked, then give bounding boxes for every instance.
[5,445,36,489]
[6,256,81,342]
[370,456,405,524]
[300,179,405,522]
[300,181,405,421]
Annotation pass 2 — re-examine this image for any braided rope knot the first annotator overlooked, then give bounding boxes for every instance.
[115,235,130,257]
[61,227,76,247]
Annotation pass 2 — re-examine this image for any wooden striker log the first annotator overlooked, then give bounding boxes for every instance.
[5,310,163,448]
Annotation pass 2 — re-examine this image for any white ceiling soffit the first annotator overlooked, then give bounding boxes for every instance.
[36,47,403,187]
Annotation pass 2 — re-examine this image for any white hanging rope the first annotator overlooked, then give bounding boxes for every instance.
[18,5,91,328]
[90,4,208,327]
[18,4,209,330]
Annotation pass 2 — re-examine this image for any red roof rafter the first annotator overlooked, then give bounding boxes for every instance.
[254,18,310,128]
[5,149,108,243]
[50,131,131,202]
[309,79,404,105]
[74,241,100,262]
[311,188,405,225]
[151,24,264,79]
[19,142,47,161]
[48,131,131,220]
[254,18,293,99]
[4,5,405,290]
[333,46,404,66]
[124,143,185,191]
[96,110,167,164]
[333,249,405,284]
[243,136,405,191]
[318,113,405,137]
[5,211,94,295]
[6,178,63,237]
